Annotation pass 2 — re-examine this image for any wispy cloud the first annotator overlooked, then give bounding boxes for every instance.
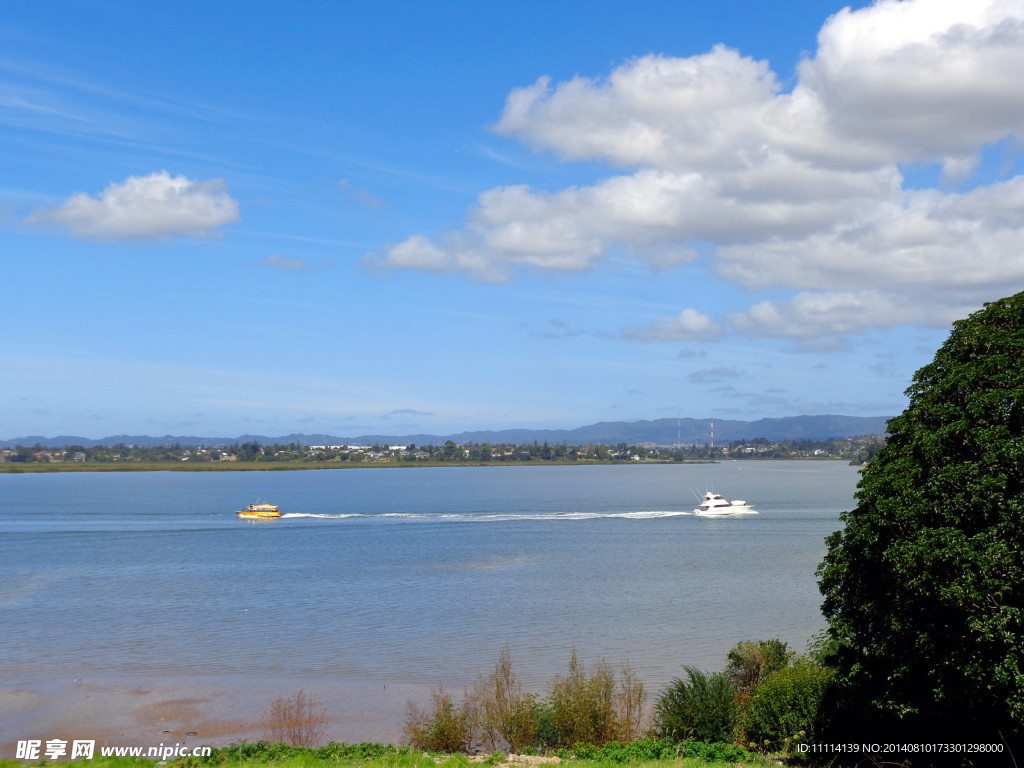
[687,367,741,384]
[259,253,309,271]
[338,179,387,210]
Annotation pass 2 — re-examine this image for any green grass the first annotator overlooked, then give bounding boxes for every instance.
[2,758,768,768]
[0,739,773,768]
[0,760,156,768]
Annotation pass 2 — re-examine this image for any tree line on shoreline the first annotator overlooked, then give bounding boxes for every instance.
[0,434,884,466]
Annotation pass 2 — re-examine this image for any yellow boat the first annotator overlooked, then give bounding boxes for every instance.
[237,503,281,519]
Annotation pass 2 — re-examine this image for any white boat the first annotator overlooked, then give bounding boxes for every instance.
[693,491,757,516]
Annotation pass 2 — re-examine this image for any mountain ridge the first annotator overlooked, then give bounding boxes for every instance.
[1,414,891,449]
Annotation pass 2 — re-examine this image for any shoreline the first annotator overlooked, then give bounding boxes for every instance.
[0,461,707,474]
[0,458,851,475]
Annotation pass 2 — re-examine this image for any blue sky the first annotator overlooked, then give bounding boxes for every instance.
[4,0,1024,439]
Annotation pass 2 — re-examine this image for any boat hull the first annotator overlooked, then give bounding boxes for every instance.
[693,506,757,516]
[236,504,281,519]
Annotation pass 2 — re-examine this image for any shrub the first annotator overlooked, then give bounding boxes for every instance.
[548,650,618,746]
[725,639,792,697]
[653,666,737,744]
[581,737,679,762]
[467,647,537,753]
[263,689,328,747]
[743,660,832,754]
[725,639,793,742]
[614,664,647,742]
[678,739,753,763]
[401,650,647,754]
[547,650,644,747]
[531,699,561,751]
[403,685,471,752]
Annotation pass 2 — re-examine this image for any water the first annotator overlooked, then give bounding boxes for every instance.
[0,461,859,742]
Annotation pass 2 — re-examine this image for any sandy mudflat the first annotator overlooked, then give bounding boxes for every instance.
[0,672,432,758]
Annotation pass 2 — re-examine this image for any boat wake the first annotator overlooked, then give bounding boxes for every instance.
[278,510,691,523]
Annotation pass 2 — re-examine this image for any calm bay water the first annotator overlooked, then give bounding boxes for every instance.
[2,462,857,685]
[1,461,859,743]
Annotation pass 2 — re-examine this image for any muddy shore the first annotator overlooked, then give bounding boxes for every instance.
[1,673,433,757]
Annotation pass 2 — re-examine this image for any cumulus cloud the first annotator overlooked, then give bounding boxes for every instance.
[374,0,1024,340]
[780,0,1024,168]
[29,171,239,240]
[495,45,780,172]
[374,234,458,273]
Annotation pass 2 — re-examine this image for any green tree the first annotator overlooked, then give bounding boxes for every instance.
[818,292,1024,750]
[12,445,36,462]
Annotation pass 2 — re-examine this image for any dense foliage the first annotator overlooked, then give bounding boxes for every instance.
[725,639,792,707]
[742,661,831,753]
[403,685,472,753]
[818,292,1024,750]
[399,642,832,760]
[654,667,737,744]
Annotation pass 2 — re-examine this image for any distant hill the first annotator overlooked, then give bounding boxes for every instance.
[1,415,890,449]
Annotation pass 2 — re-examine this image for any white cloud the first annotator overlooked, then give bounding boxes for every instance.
[495,46,780,172]
[720,178,1024,289]
[374,234,458,273]
[623,308,722,341]
[780,0,1024,169]
[29,171,239,240]
[375,0,1024,340]
[728,291,908,339]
